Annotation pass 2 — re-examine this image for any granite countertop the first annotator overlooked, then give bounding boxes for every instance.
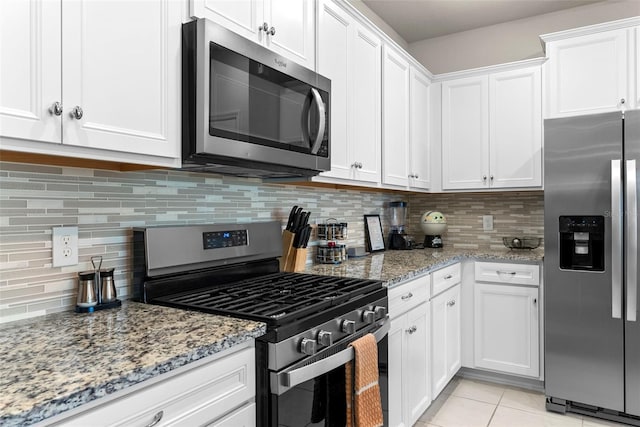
[0,301,266,426]
[305,247,543,288]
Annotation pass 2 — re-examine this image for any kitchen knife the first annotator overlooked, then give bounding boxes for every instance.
[301,225,312,248]
[286,205,298,231]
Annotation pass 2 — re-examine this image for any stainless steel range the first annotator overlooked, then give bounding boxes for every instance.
[133,221,389,426]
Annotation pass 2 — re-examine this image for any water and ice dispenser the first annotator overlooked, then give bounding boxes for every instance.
[559,216,605,271]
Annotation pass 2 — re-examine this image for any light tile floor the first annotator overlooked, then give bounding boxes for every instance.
[414,377,633,427]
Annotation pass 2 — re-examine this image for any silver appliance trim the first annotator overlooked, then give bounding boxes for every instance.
[627,159,638,322]
[612,159,623,319]
[270,319,389,395]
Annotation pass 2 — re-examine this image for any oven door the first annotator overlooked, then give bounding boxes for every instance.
[263,319,389,427]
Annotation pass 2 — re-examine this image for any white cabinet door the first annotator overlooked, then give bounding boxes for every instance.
[191,0,314,69]
[489,66,542,188]
[388,312,408,427]
[431,284,461,398]
[442,76,489,190]
[264,0,315,69]
[209,402,256,427]
[349,21,381,183]
[546,28,630,117]
[405,302,431,425]
[474,283,539,377]
[409,67,431,190]
[382,45,410,187]
[61,0,181,159]
[0,0,61,144]
[317,1,380,183]
[191,0,262,41]
[388,302,430,427]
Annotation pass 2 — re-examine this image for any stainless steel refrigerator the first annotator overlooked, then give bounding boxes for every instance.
[544,109,639,425]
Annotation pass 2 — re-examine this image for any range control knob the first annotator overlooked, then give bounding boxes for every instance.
[374,306,387,319]
[317,330,333,346]
[341,320,356,334]
[300,338,317,355]
[362,310,376,324]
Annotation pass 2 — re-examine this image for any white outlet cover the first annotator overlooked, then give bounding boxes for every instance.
[52,226,79,267]
[482,215,494,231]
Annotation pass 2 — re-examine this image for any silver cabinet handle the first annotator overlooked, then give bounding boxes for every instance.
[533,298,537,305]
[626,159,637,322]
[268,26,276,36]
[352,162,363,169]
[490,175,494,181]
[145,411,163,427]
[408,174,414,178]
[406,325,417,334]
[259,22,269,32]
[414,174,419,179]
[447,300,456,307]
[482,175,487,181]
[71,106,83,120]
[612,159,623,319]
[401,292,413,301]
[621,98,626,105]
[496,270,516,275]
[50,101,63,116]
[444,274,453,280]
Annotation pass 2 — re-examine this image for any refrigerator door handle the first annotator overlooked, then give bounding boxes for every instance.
[612,159,623,319]
[626,159,637,322]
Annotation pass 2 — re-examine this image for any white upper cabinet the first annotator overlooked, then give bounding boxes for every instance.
[541,18,640,118]
[0,0,182,166]
[382,45,410,187]
[409,67,431,190]
[317,0,381,183]
[191,0,315,69]
[1,0,61,145]
[441,62,542,190]
[442,75,489,190]
[489,66,542,188]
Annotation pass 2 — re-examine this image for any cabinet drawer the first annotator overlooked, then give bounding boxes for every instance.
[389,274,430,317]
[431,263,461,297]
[474,261,540,286]
[56,346,255,426]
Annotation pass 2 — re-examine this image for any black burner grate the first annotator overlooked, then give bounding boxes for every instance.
[154,272,383,326]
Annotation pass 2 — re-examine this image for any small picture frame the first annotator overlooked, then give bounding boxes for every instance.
[364,214,385,252]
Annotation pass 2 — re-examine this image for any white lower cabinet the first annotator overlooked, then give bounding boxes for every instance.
[46,343,256,427]
[431,283,461,399]
[474,283,539,377]
[473,261,541,378]
[388,275,431,427]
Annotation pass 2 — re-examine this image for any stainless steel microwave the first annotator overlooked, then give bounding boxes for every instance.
[182,18,331,178]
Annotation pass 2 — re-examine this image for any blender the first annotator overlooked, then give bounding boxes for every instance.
[387,201,413,250]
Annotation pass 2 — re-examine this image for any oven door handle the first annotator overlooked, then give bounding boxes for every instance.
[270,319,389,396]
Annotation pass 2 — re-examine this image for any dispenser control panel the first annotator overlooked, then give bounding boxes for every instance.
[559,216,604,271]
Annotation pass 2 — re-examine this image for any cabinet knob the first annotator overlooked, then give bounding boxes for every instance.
[145,411,163,427]
[259,22,269,32]
[50,101,63,116]
[533,298,537,305]
[447,300,456,307]
[621,98,626,105]
[268,26,276,36]
[406,325,417,334]
[444,274,453,280]
[490,175,494,181]
[358,162,363,169]
[71,106,83,120]
[482,175,487,181]
[414,174,419,179]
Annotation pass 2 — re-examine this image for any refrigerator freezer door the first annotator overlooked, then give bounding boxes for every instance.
[544,112,624,411]
[625,109,640,417]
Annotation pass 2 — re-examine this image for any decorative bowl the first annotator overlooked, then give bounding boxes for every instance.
[502,236,541,250]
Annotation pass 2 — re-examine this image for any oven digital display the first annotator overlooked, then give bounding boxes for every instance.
[203,230,248,249]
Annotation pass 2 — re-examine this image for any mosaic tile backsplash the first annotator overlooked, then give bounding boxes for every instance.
[0,161,543,323]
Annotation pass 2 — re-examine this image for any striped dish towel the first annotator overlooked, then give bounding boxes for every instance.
[346,333,383,427]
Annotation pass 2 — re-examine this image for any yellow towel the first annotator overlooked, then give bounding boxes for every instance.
[346,333,383,427]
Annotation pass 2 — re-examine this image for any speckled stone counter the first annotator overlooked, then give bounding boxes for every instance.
[0,301,266,426]
[305,247,543,288]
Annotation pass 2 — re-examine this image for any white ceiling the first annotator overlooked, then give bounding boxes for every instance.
[361,0,605,43]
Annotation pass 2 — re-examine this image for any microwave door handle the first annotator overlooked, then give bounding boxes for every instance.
[309,88,326,155]
[627,159,638,322]
[270,320,389,395]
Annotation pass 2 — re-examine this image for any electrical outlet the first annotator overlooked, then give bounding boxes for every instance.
[53,226,78,267]
[482,215,494,231]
